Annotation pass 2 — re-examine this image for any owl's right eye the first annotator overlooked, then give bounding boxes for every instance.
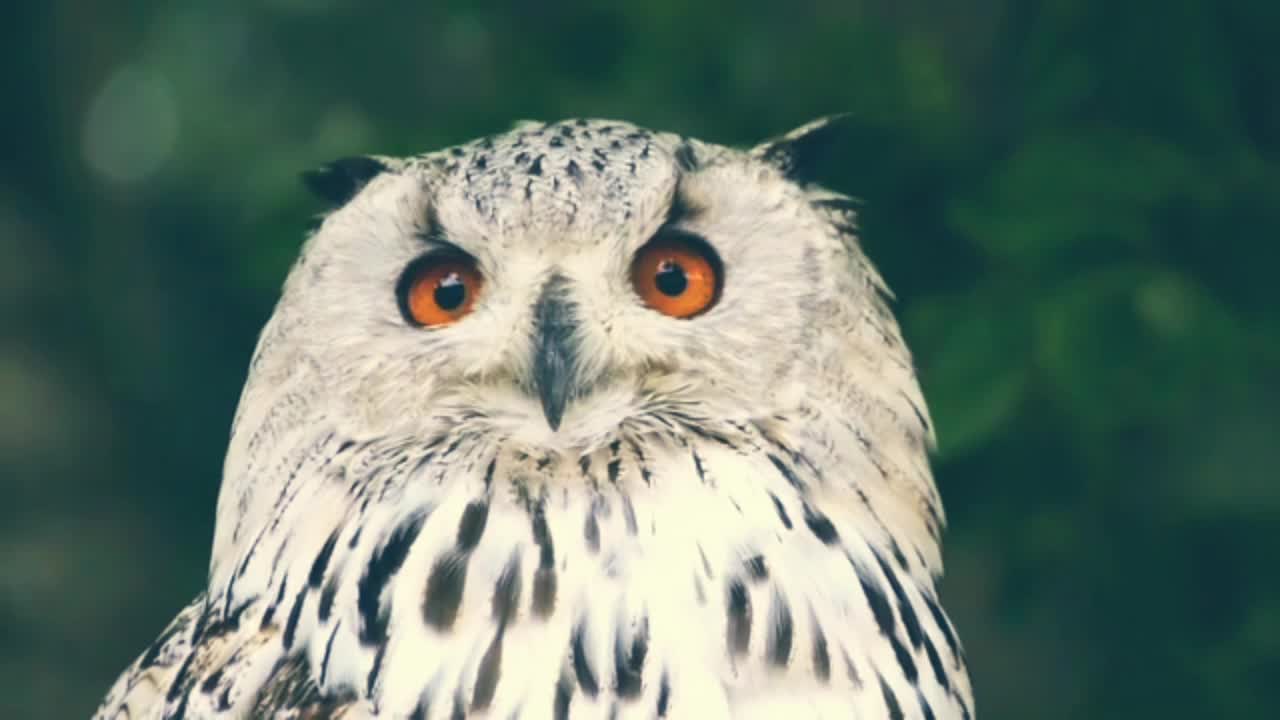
[397,253,484,328]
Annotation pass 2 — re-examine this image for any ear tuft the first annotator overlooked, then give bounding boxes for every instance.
[301,156,390,208]
[752,115,852,181]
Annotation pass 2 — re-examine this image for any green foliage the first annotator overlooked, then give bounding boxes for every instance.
[2,1,1277,717]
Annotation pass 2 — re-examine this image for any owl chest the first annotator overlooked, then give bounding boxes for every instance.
[222,432,964,718]
[333,441,912,717]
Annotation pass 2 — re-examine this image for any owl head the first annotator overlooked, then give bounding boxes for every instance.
[237,118,925,462]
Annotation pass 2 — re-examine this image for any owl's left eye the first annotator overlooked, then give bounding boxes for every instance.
[630,232,722,318]
[397,253,484,328]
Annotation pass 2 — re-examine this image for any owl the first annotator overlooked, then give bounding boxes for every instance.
[94,118,973,719]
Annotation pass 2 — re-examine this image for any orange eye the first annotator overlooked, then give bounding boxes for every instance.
[397,254,484,327]
[630,233,722,318]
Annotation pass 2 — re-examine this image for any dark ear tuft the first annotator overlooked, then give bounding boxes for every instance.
[752,115,852,182]
[301,156,389,207]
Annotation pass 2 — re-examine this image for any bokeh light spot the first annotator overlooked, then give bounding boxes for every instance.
[83,64,178,184]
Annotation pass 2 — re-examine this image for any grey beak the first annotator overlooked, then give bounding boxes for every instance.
[531,277,579,431]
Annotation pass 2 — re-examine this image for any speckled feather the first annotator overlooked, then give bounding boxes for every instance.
[94,118,972,719]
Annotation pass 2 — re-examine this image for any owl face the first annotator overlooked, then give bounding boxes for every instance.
[265,119,870,454]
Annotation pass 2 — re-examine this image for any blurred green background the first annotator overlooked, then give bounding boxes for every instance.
[3,1,1278,717]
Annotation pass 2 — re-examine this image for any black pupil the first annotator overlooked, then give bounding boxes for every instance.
[434,272,467,310]
[655,260,688,296]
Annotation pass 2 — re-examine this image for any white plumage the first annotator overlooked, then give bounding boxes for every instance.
[95,118,973,719]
